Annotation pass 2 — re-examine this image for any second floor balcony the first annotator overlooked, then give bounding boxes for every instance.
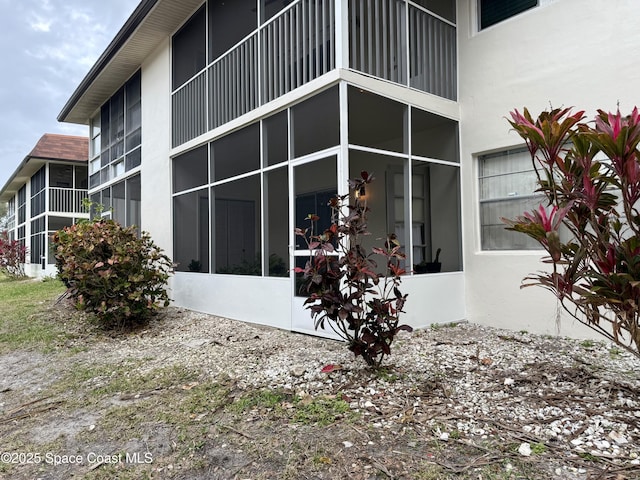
[172,0,456,147]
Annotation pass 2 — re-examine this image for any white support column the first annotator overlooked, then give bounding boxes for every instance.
[334,0,349,70]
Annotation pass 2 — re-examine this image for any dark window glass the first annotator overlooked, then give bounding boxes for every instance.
[292,86,339,158]
[49,164,73,188]
[31,167,46,216]
[261,0,295,23]
[265,167,289,276]
[348,86,406,153]
[126,175,141,230]
[264,110,288,166]
[416,161,461,271]
[31,167,46,194]
[174,145,208,192]
[213,175,261,275]
[30,217,46,264]
[209,0,256,62]
[174,189,210,273]
[75,166,88,189]
[293,156,337,250]
[100,105,110,156]
[479,0,537,29]
[172,5,206,89]
[411,108,459,162]
[412,0,456,23]
[90,172,100,189]
[112,181,126,226]
[18,186,26,224]
[211,123,260,181]
[126,148,142,171]
[49,216,74,232]
[110,88,125,156]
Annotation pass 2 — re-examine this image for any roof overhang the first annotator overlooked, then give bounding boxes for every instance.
[58,0,204,125]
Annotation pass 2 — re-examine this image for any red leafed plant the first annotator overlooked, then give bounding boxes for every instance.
[504,107,640,358]
[0,231,27,278]
[295,171,411,368]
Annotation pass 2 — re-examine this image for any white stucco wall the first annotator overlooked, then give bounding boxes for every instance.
[458,0,640,337]
[140,38,173,253]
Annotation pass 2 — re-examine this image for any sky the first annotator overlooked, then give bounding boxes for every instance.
[0,0,140,191]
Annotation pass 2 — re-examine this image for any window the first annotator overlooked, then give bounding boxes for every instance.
[174,145,208,192]
[347,87,462,273]
[213,175,261,275]
[173,5,206,89]
[17,186,26,225]
[478,148,542,250]
[95,71,142,189]
[6,197,15,231]
[30,216,46,264]
[211,123,260,182]
[30,167,46,217]
[174,189,210,273]
[208,0,256,62]
[292,86,339,157]
[49,164,73,188]
[95,174,141,230]
[478,0,537,30]
[348,86,406,154]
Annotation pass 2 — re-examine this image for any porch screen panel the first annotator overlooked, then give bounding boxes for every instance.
[30,216,46,264]
[409,5,456,100]
[261,0,335,104]
[349,0,406,85]
[209,33,258,131]
[174,189,210,273]
[213,175,261,275]
[173,71,207,147]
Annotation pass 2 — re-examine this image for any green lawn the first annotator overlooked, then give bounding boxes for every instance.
[0,274,67,352]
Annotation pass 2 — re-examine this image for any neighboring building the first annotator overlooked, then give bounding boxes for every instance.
[0,134,89,277]
[56,0,638,338]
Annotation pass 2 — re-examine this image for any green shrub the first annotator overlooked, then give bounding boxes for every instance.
[51,219,173,328]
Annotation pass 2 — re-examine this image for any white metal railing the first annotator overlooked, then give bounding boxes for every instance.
[261,0,335,103]
[173,70,208,147]
[172,0,336,147]
[409,5,456,100]
[49,188,88,213]
[349,0,456,100]
[172,0,456,147]
[209,33,258,129]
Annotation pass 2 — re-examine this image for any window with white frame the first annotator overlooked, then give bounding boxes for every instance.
[478,0,538,30]
[478,147,544,250]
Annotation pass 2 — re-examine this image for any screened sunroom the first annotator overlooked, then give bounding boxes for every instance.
[170,0,463,334]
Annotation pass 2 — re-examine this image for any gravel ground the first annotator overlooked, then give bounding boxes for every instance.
[1,304,639,479]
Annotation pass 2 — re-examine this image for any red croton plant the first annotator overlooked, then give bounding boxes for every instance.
[0,231,27,278]
[295,171,411,368]
[504,107,640,358]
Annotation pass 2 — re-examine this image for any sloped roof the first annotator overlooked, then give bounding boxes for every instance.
[29,134,88,162]
[0,134,88,203]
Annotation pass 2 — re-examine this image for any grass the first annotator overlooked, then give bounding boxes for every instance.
[0,274,67,352]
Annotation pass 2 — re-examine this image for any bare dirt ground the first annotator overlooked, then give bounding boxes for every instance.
[1,298,639,480]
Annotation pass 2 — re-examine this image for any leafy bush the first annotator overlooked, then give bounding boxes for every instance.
[505,107,640,358]
[0,231,27,278]
[295,171,411,368]
[52,219,173,328]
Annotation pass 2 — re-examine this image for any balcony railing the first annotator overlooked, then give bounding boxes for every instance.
[172,0,456,147]
[49,188,88,213]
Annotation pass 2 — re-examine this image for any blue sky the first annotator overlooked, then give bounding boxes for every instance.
[0,0,139,190]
